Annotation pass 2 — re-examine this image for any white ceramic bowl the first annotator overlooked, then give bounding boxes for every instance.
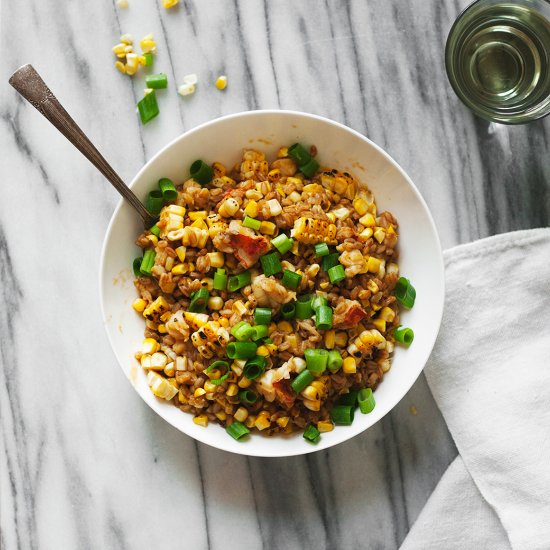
[100,110,444,457]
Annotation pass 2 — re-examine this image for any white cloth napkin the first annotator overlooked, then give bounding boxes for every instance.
[400,228,550,550]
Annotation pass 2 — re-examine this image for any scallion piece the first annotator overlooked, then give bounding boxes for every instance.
[158,178,177,201]
[133,257,143,277]
[327,350,343,373]
[271,234,294,255]
[394,326,414,346]
[311,295,328,312]
[145,190,164,216]
[316,305,333,330]
[303,424,321,443]
[227,341,258,360]
[137,91,159,124]
[331,404,355,425]
[281,302,296,319]
[322,252,340,272]
[250,324,269,341]
[314,243,330,257]
[140,249,156,276]
[291,369,314,393]
[189,288,209,312]
[281,269,302,290]
[190,159,214,184]
[213,268,228,291]
[337,390,359,407]
[358,388,376,414]
[304,348,328,374]
[254,307,272,325]
[288,143,311,165]
[260,252,282,277]
[228,270,251,292]
[243,216,261,231]
[149,224,161,237]
[143,52,153,67]
[226,421,250,440]
[295,294,314,319]
[328,265,346,284]
[300,157,320,178]
[231,321,254,341]
[395,277,416,309]
[145,72,168,89]
[243,355,266,379]
[238,389,258,404]
[206,360,230,386]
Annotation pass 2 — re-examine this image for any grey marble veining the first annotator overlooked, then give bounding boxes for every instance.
[1,0,548,549]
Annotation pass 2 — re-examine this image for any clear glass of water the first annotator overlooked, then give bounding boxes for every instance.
[446,0,550,123]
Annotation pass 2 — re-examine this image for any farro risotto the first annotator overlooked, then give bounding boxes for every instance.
[131,143,415,443]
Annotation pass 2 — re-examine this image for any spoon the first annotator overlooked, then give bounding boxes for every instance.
[9,64,157,227]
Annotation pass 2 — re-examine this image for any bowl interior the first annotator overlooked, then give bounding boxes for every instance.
[100,110,444,457]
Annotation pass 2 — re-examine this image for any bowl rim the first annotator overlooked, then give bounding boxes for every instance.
[99,109,445,457]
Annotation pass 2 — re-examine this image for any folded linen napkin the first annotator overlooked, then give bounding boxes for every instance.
[400,228,550,550]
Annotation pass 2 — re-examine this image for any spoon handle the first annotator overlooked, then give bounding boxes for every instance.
[9,64,155,227]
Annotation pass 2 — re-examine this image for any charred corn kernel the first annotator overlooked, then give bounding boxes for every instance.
[277,321,293,333]
[255,345,269,357]
[208,296,223,311]
[115,61,127,74]
[255,180,271,194]
[164,361,175,377]
[335,331,348,347]
[232,300,247,316]
[372,318,386,332]
[215,410,227,422]
[147,371,178,400]
[189,210,207,221]
[194,388,206,397]
[143,296,170,321]
[303,399,321,411]
[359,213,376,227]
[245,189,263,201]
[276,416,290,428]
[267,199,282,217]
[301,385,320,401]
[259,221,277,235]
[292,217,337,245]
[145,320,158,330]
[366,279,379,293]
[215,75,227,90]
[267,169,281,183]
[140,34,157,53]
[266,342,278,354]
[342,357,357,374]
[244,200,259,218]
[157,324,168,334]
[374,228,386,243]
[353,195,370,216]
[320,172,356,199]
[132,299,147,313]
[226,383,239,397]
[219,317,229,328]
[212,163,226,179]
[140,354,152,368]
[324,330,336,349]
[208,222,228,239]
[359,228,374,241]
[193,414,208,427]
[200,278,214,291]
[379,307,396,322]
[183,311,209,330]
[218,198,240,218]
[277,146,288,158]
[367,256,382,273]
[317,420,334,432]
[254,415,271,431]
[234,406,249,422]
[348,329,386,357]
[332,206,351,220]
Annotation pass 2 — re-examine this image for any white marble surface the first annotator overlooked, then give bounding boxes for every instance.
[1,1,549,549]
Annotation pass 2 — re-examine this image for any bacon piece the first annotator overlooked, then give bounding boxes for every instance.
[273,379,296,410]
[229,233,269,268]
[333,299,367,329]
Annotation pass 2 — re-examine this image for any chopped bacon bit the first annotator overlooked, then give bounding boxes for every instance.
[333,300,367,329]
[229,233,269,268]
[273,379,296,409]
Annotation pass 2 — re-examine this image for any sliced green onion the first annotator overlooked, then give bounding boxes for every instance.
[231,321,254,341]
[140,249,156,276]
[243,355,266,379]
[263,338,273,344]
[254,307,272,325]
[158,178,177,201]
[291,369,314,393]
[281,270,302,290]
[331,404,355,425]
[328,265,346,284]
[145,72,168,89]
[295,294,314,319]
[190,159,214,185]
[327,350,343,373]
[281,302,296,319]
[394,326,414,346]
[243,216,261,230]
[288,143,311,165]
[314,243,330,257]
[238,389,258,404]
[260,252,282,277]
[227,341,258,360]
[337,390,359,407]
[145,190,164,216]
[311,295,328,312]
[228,270,251,292]
[395,277,416,309]
[226,421,250,440]
[206,360,231,386]
[322,252,340,272]
[189,288,209,312]
[213,268,228,291]
[149,224,161,237]
[304,348,328,374]
[300,157,320,178]
[316,305,333,330]
[271,234,294,255]
[250,324,269,341]
[303,424,321,443]
[143,52,153,67]
[358,388,376,414]
[133,257,143,277]
[137,90,159,124]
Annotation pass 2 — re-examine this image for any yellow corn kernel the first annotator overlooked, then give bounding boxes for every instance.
[380,359,391,373]
[277,321,293,333]
[178,390,187,404]
[259,221,277,235]
[319,281,330,290]
[387,225,396,235]
[215,75,227,90]
[359,228,374,241]
[244,200,259,218]
[116,0,129,7]
[276,416,290,428]
[359,213,376,227]
[303,399,321,411]
[256,345,270,357]
[166,204,186,217]
[302,183,324,194]
[254,414,271,431]
[147,371,178,400]
[332,206,351,221]
[267,169,281,183]
[372,303,382,312]
[171,263,187,275]
[143,296,170,321]
[292,217,337,245]
[317,420,334,433]
[193,414,208,427]
[208,296,224,311]
[372,318,386,332]
[301,385,320,401]
[379,307,395,322]
[387,262,399,276]
[115,61,126,74]
[353,195,369,216]
[142,338,160,354]
[215,410,227,422]
[206,251,224,268]
[277,146,288,158]
[266,342,278,354]
[366,279,379,293]
[218,317,230,328]
[335,332,348,347]
[245,189,263,201]
[140,354,152,369]
[242,415,255,428]
[367,256,382,273]
[162,0,179,7]
[157,324,167,334]
[266,199,282,217]
[112,43,127,56]
[238,375,253,388]
[140,34,157,54]
[218,197,240,217]
[204,380,217,394]
[145,320,158,330]
[231,300,246,316]
[208,222,228,240]
[324,330,335,349]
[132,298,147,313]
[373,228,386,243]
[137,55,147,66]
[183,311,209,330]
[226,383,239,397]
[234,406,249,422]
[163,257,174,273]
[188,210,207,221]
[171,247,185,264]
[190,219,208,232]
[194,388,206,397]
[164,361,175,377]
[199,278,214,292]
[342,357,357,374]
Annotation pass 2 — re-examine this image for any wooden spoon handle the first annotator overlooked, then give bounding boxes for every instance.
[9,64,154,227]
